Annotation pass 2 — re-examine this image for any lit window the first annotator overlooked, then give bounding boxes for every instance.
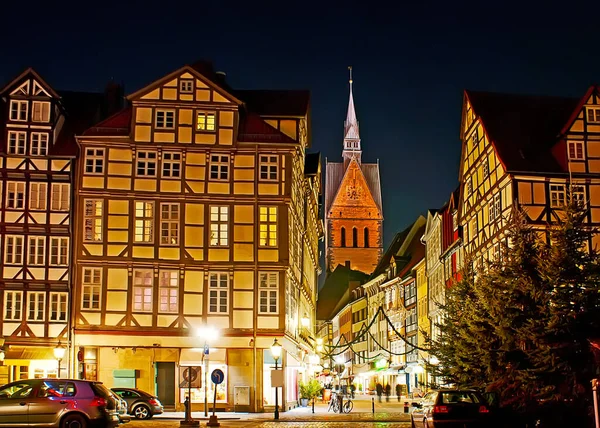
[208,273,228,314]
[84,200,103,242]
[162,152,181,178]
[10,100,28,121]
[51,184,70,211]
[82,268,101,310]
[49,292,68,321]
[159,271,178,313]
[4,291,23,320]
[30,183,47,210]
[259,155,278,181]
[568,141,584,160]
[209,154,229,180]
[7,131,26,155]
[27,292,45,321]
[5,236,24,265]
[7,182,25,209]
[50,237,69,266]
[135,201,154,242]
[587,107,600,123]
[572,185,586,205]
[31,133,48,156]
[196,112,216,131]
[259,206,277,247]
[32,101,50,122]
[259,272,278,314]
[550,184,566,208]
[155,110,174,129]
[160,203,179,245]
[180,80,193,93]
[85,148,104,174]
[28,236,45,265]
[489,193,502,222]
[133,270,153,312]
[136,151,157,176]
[210,206,229,246]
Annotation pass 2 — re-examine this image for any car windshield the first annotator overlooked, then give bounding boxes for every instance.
[0,382,34,399]
[440,391,482,404]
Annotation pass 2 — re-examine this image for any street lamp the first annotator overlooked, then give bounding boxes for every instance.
[301,314,310,329]
[270,338,282,420]
[54,343,66,378]
[197,326,217,418]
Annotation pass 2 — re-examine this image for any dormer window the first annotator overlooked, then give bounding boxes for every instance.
[587,107,600,123]
[180,80,193,93]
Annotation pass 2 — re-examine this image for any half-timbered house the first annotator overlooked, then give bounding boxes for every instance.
[0,68,110,383]
[72,61,322,412]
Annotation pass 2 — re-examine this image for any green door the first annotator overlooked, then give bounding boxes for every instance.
[156,362,175,407]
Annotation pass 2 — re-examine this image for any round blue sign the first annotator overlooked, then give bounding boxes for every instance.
[211,369,224,384]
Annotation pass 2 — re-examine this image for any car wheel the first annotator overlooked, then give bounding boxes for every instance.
[133,404,151,419]
[61,413,87,428]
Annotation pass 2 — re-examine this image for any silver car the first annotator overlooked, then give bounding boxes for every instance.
[0,379,120,427]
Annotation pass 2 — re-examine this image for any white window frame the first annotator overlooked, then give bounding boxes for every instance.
[159,270,178,313]
[162,152,181,178]
[10,100,28,121]
[482,158,490,178]
[85,148,105,174]
[489,193,502,222]
[27,292,45,321]
[49,292,68,321]
[7,182,25,209]
[259,155,279,181]
[196,112,216,131]
[28,236,45,265]
[30,132,48,156]
[84,200,103,242]
[572,185,586,205]
[136,151,157,177]
[5,236,24,265]
[29,183,47,210]
[210,206,229,246]
[82,268,102,310]
[160,203,179,246]
[180,80,193,93]
[4,291,23,321]
[50,237,69,266]
[155,110,175,129]
[550,184,566,208]
[133,270,153,312]
[568,141,585,160]
[31,101,50,122]
[587,107,600,123]
[209,154,229,180]
[259,272,279,314]
[7,131,26,155]
[135,201,154,243]
[259,206,277,247]
[208,272,229,314]
[51,183,70,211]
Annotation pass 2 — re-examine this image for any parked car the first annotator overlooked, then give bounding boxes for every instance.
[0,378,120,428]
[107,389,130,424]
[411,388,494,428]
[111,387,164,419]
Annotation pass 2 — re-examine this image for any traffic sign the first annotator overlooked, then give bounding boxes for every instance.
[204,343,209,355]
[179,366,201,388]
[211,369,224,384]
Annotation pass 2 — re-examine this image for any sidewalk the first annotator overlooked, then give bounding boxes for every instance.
[154,396,413,423]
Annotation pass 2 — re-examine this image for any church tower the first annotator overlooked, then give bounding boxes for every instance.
[324,68,383,274]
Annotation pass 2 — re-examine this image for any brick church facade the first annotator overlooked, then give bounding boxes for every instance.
[325,71,383,274]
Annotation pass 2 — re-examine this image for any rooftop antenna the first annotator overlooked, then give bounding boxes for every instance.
[348,66,353,85]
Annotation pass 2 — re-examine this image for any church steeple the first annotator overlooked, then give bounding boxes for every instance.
[343,66,361,164]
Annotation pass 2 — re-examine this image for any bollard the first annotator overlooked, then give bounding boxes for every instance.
[404,401,409,413]
[312,398,315,414]
[372,397,375,414]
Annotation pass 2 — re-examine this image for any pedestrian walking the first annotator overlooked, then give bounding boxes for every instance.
[376,382,383,402]
[385,384,391,402]
[396,383,401,402]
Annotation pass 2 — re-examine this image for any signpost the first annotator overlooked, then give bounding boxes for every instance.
[207,369,224,427]
[180,366,201,426]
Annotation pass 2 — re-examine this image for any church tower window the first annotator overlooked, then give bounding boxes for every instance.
[341,227,346,247]
[364,228,369,248]
[352,227,358,248]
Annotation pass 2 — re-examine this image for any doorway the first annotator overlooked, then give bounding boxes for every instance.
[156,362,175,408]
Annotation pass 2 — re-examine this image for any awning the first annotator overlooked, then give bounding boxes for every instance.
[6,347,55,360]
[179,349,204,365]
[352,364,371,375]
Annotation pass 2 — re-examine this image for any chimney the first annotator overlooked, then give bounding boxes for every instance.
[104,80,124,117]
[215,71,227,86]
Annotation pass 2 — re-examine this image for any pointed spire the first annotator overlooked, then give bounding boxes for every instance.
[344,66,360,141]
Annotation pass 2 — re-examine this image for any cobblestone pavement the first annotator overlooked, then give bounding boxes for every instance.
[124,421,412,428]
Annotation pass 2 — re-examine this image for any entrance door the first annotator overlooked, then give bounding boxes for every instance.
[156,362,175,408]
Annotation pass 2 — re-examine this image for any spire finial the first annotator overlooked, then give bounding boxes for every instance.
[348,66,353,84]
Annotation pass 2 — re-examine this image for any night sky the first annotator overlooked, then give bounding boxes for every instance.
[3,1,600,247]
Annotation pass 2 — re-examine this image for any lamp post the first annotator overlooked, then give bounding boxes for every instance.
[197,326,217,418]
[270,338,282,420]
[54,343,66,378]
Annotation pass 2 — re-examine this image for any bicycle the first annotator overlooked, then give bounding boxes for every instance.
[327,392,353,413]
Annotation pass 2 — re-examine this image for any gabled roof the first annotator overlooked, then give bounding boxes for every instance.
[237,110,299,144]
[465,90,579,174]
[235,90,310,117]
[82,106,132,137]
[0,67,60,98]
[316,264,369,321]
[325,160,382,214]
